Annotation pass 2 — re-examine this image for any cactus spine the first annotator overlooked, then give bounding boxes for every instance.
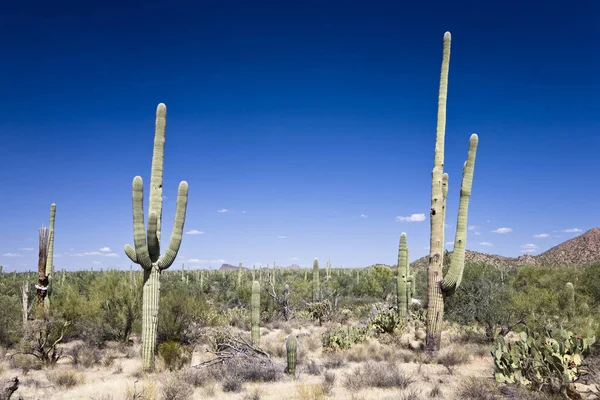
[123,103,189,371]
[425,32,479,351]
[397,233,408,318]
[251,280,261,347]
[312,258,320,301]
[286,335,297,375]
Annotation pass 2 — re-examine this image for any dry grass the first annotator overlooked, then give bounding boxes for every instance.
[344,361,415,390]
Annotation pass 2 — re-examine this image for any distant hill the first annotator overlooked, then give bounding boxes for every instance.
[410,227,600,270]
[219,263,244,271]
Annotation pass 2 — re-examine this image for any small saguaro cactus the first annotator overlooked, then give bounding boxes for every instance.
[286,335,297,375]
[237,262,243,287]
[313,258,320,301]
[251,280,261,347]
[396,233,409,318]
[425,32,479,351]
[565,282,575,319]
[124,103,189,372]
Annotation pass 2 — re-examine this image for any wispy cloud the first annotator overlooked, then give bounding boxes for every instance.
[479,242,494,246]
[187,258,226,265]
[360,214,368,218]
[3,253,23,257]
[395,213,426,222]
[18,248,33,251]
[290,257,299,261]
[446,241,454,245]
[468,225,477,231]
[562,228,582,233]
[185,230,204,235]
[521,243,538,253]
[100,247,111,252]
[277,235,287,239]
[92,261,102,265]
[241,210,247,214]
[491,227,513,234]
[105,253,119,257]
[533,233,550,238]
[474,232,481,235]
[217,209,228,213]
[445,223,453,229]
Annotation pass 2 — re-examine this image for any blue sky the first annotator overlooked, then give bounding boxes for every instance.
[0,1,598,271]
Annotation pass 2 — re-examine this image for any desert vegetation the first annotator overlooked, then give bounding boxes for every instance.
[0,31,598,400]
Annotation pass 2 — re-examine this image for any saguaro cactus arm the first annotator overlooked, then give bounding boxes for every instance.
[45,203,56,278]
[158,181,188,270]
[441,134,478,294]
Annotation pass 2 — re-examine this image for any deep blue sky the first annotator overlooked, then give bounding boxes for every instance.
[0,1,598,271]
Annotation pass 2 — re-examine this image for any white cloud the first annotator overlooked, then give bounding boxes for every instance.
[105,253,119,257]
[84,251,102,256]
[491,227,513,234]
[100,247,111,252]
[446,241,454,245]
[18,248,33,251]
[360,214,368,218]
[395,213,426,222]
[521,243,538,253]
[479,242,494,246]
[217,209,228,213]
[474,232,481,235]
[185,230,204,235]
[468,225,477,231]
[277,235,287,239]
[3,253,23,257]
[562,228,582,233]
[92,261,102,265]
[290,257,299,261]
[533,233,550,238]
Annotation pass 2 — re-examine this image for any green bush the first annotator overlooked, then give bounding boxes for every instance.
[157,340,193,371]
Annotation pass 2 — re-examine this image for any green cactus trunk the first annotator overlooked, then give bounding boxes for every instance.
[123,104,189,371]
[238,262,243,287]
[286,335,297,375]
[251,280,261,347]
[425,32,479,352]
[397,233,408,318]
[313,258,320,301]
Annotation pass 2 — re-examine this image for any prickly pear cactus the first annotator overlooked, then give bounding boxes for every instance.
[251,280,260,347]
[286,335,297,375]
[123,104,189,372]
[492,327,595,390]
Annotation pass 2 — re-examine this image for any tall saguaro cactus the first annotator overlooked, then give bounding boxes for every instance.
[44,203,56,309]
[396,233,409,318]
[425,32,479,351]
[124,103,189,371]
[312,258,320,301]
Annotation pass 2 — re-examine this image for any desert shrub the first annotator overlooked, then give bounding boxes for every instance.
[222,375,244,392]
[243,389,264,400]
[322,325,368,351]
[67,342,102,368]
[322,371,336,395]
[323,352,347,369]
[157,340,193,371]
[160,373,194,400]
[46,368,84,388]
[0,291,23,347]
[305,300,332,326]
[305,359,324,375]
[157,287,207,344]
[435,345,471,374]
[343,361,414,390]
[492,326,595,397]
[181,367,210,387]
[226,307,251,330]
[296,383,326,400]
